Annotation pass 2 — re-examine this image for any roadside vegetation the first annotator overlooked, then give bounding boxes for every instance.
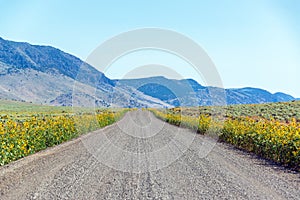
[150,101,300,171]
[0,100,128,165]
[174,101,300,122]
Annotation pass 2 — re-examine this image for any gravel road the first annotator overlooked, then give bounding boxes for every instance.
[0,110,299,199]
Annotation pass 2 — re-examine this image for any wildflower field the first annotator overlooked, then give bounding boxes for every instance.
[0,100,127,165]
[150,101,300,171]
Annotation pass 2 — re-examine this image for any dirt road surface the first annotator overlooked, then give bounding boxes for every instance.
[0,111,299,199]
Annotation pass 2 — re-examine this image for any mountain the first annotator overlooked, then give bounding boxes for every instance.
[0,37,113,87]
[273,92,295,102]
[0,37,297,108]
[0,37,169,108]
[116,76,205,106]
[116,77,297,106]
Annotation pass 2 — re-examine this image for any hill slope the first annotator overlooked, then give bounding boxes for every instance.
[0,37,169,108]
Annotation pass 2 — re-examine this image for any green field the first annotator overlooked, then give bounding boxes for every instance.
[0,99,120,121]
[0,99,92,114]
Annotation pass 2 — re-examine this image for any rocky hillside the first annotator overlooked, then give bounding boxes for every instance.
[0,37,169,108]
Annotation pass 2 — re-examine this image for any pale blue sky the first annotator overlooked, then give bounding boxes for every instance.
[0,0,299,97]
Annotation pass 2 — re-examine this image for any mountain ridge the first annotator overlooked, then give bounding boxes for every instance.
[116,76,296,106]
[0,37,297,107]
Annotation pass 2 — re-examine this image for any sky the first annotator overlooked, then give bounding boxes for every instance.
[0,0,300,97]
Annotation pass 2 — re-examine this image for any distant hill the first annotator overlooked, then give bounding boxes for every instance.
[0,37,297,107]
[116,77,297,106]
[273,92,295,102]
[116,77,205,106]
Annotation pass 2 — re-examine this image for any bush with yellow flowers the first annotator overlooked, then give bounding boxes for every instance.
[221,117,299,169]
[0,110,126,165]
[149,109,220,134]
